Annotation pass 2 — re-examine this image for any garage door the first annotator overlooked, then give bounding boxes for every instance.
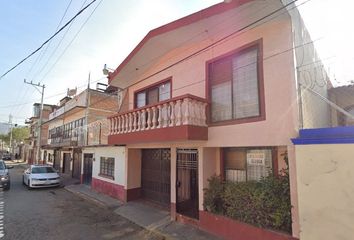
[141,149,171,206]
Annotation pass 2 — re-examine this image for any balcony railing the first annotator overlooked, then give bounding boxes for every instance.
[108,94,208,136]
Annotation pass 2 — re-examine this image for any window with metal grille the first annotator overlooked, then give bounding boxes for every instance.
[223,148,272,182]
[99,157,114,178]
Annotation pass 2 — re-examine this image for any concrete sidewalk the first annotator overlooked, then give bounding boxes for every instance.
[65,184,221,240]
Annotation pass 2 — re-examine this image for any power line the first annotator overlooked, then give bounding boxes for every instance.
[111,0,302,90]
[33,0,313,115]
[31,0,87,83]
[0,77,105,109]
[26,0,74,80]
[38,0,103,83]
[0,0,97,80]
[12,0,75,118]
[2,0,317,121]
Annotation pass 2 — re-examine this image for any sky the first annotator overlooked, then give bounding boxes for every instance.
[0,0,353,125]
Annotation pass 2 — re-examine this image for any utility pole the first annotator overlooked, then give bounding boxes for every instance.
[8,115,12,154]
[24,79,45,164]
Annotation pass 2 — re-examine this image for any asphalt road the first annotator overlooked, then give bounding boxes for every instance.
[2,163,162,240]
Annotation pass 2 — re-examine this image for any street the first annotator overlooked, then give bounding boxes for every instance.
[2,163,162,240]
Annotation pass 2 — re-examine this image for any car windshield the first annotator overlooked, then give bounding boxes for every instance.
[0,162,5,170]
[31,167,56,174]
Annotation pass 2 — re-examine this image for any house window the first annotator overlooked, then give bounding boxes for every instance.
[135,81,171,108]
[223,148,272,182]
[209,43,263,123]
[99,157,114,178]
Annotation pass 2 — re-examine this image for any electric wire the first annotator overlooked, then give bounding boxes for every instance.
[12,0,75,118]
[38,0,104,83]
[0,0,98,80]
[31,0,88,83]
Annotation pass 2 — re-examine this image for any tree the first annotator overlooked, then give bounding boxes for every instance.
[0,134,10,145]
[11,126,30,143]
[0,126,29,145]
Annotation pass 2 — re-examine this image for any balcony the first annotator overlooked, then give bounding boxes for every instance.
[108,94,208,144]
[49,91,87,120]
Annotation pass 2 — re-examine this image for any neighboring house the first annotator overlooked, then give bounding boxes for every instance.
[88,0,330,239]
[328,84,354,126]
[44,88,118,181]
[25,103,57,164]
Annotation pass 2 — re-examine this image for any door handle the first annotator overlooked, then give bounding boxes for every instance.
[176,181,181,188]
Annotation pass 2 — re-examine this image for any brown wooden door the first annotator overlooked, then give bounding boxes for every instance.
[176,149,199,219]
[72,149,82,179]
[63,153,71,174]
[141,149,171,206]
[83,154,93,185]
[53,150,61,170]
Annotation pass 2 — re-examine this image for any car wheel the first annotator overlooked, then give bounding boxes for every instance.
[4,185,10,191]
[22,176,25,185]
[27,180,31,190]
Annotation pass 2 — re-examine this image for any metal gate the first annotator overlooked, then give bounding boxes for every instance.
[176,149,199,219]
[72,149,82,180]
[83,153,93,185]
[141,149,171,206]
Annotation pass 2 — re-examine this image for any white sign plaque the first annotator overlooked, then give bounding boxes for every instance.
[247,152,265,166]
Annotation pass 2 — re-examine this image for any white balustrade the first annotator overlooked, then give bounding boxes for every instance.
[108,95,207,136]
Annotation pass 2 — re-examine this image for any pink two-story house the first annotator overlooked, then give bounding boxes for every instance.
[90,1,330,239]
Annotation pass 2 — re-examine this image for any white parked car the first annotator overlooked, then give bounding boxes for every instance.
[23,165,61,189]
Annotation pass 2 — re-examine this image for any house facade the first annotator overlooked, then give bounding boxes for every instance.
[82,0,330,239]
[25,103,57,164]
[44,88,118,181]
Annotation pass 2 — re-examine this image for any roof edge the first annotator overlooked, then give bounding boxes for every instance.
[108,0,253,84]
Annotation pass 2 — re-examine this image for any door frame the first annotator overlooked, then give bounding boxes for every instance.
[62,153,71,174]
[83,153,93,185]
[176,148,199,219]
[72,148,82,179]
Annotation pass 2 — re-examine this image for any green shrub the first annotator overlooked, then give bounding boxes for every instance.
[203,175,224,214]
[204,157,292,234]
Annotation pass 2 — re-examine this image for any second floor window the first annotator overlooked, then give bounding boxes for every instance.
[208,42,263,124]
[135,81,171,108]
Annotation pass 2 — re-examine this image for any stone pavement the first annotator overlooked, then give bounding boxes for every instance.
[65,184,222,240]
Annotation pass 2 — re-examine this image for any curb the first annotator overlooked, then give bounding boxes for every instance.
[64,186,171,240]
[64,186,109,209]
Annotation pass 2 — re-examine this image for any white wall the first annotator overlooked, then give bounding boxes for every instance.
[83,146,126,186]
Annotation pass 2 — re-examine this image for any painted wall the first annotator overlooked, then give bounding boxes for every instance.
[113,0,299,148]
[295,144,354,240]
[282,0,331,129]
[87,146,126,187]
[109,0,302,236]
[200,147,219,210]
[126,148,141,189]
